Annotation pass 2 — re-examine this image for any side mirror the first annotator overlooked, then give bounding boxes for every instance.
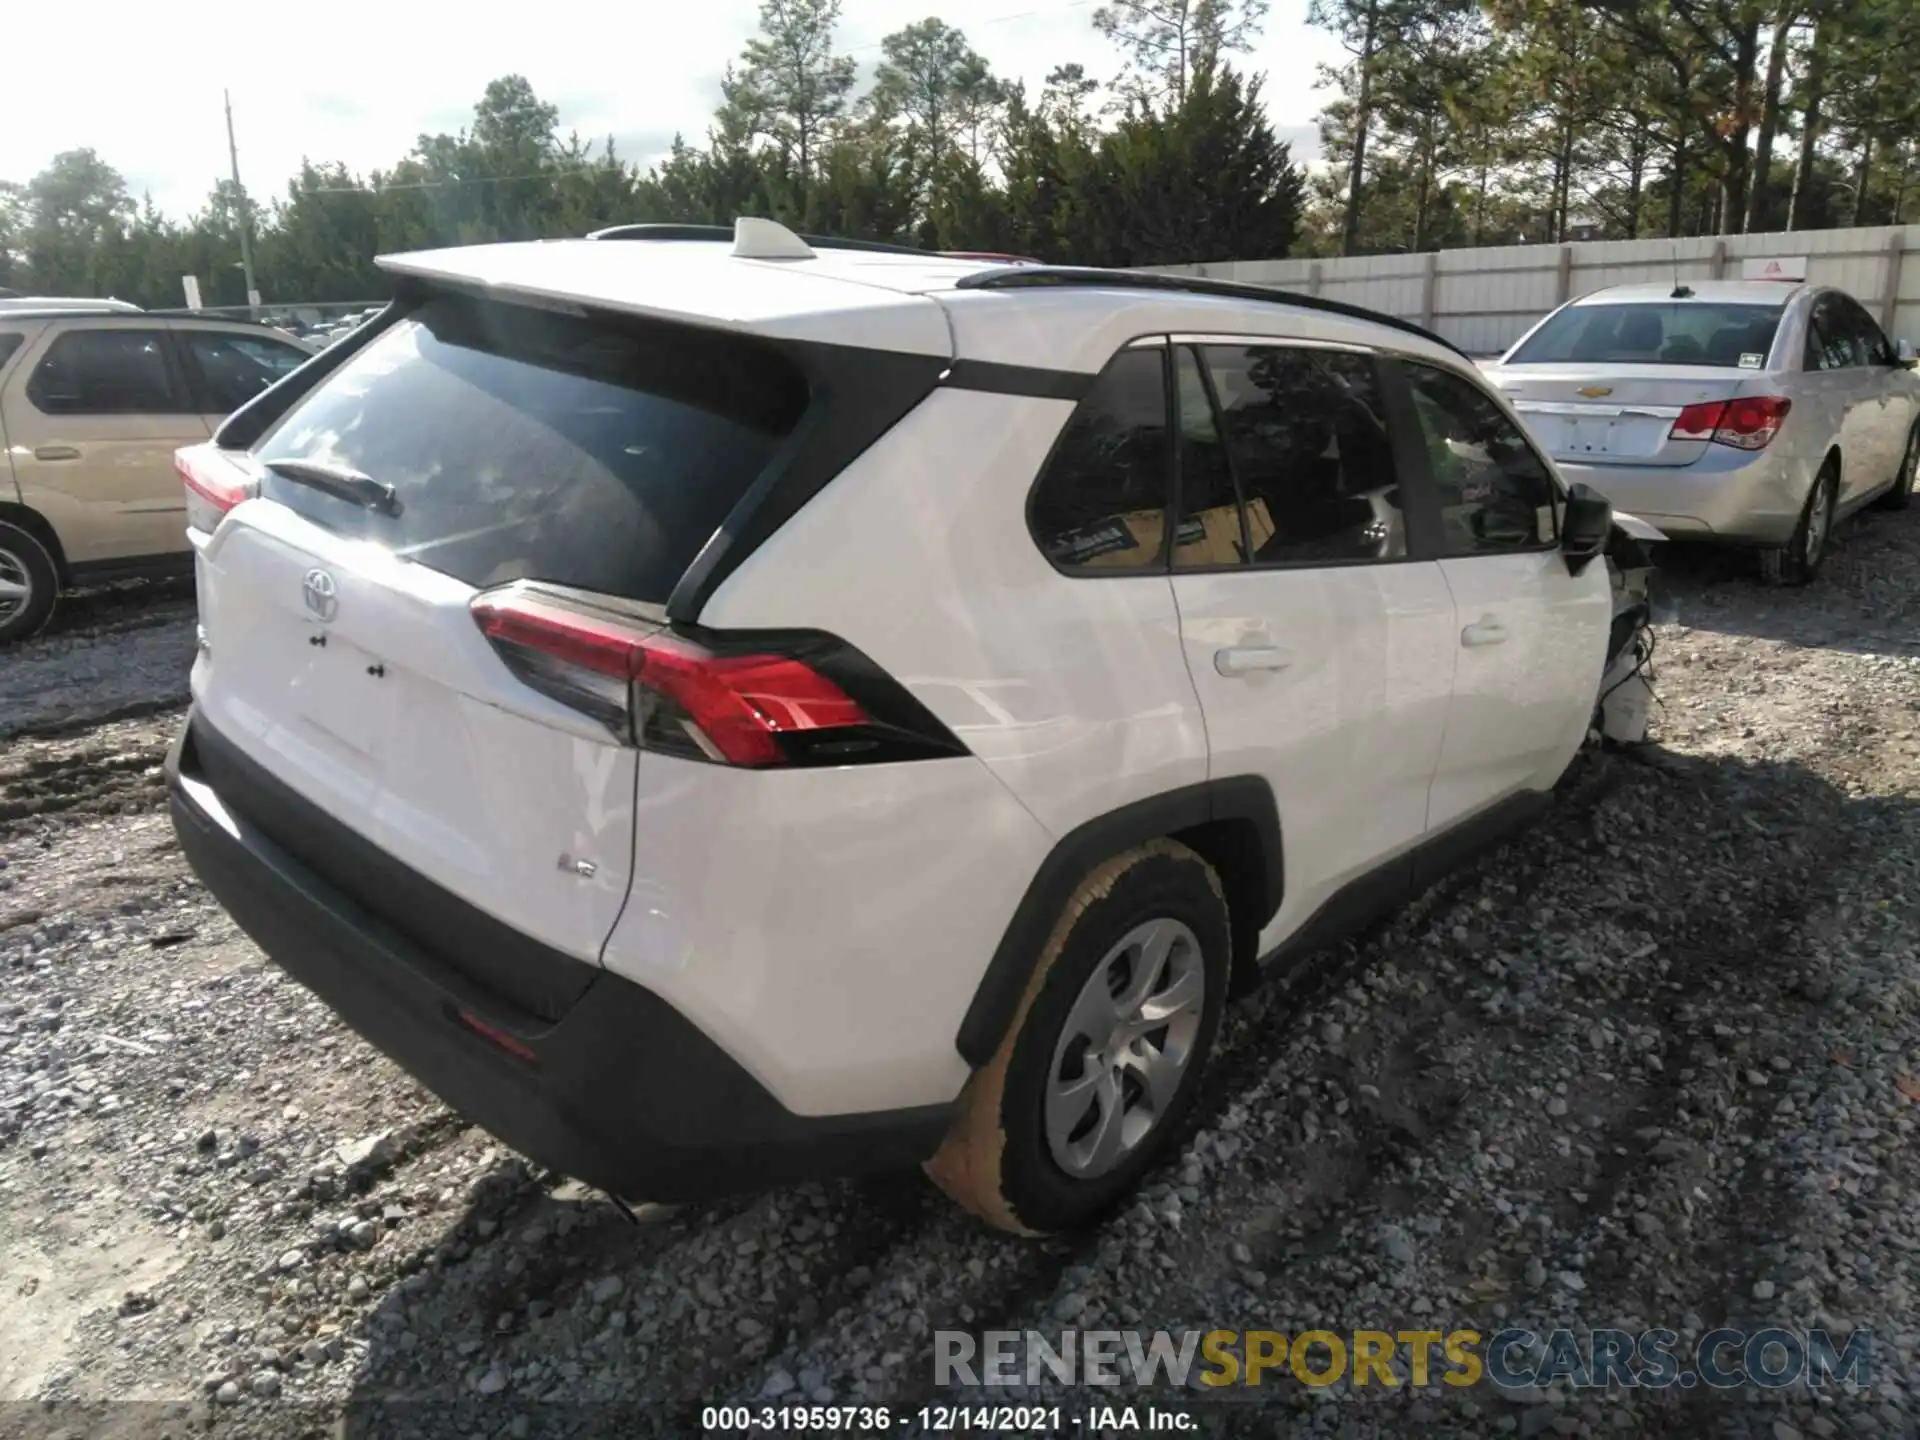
[1561,482,1613,575]
[1898,339,1917,368]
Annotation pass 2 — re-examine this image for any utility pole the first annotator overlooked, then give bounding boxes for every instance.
[224,89,261,320]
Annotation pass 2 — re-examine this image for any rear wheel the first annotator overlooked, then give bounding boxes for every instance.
[1758,460,1838,587]
[1877,422,1918,511]
[0,520,58,645]
[925,839,1230,1235]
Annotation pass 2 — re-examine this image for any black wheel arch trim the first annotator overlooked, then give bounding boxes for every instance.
[955,775,1282,1067]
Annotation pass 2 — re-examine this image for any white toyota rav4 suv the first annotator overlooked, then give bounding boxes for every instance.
[168,219,1649,1234]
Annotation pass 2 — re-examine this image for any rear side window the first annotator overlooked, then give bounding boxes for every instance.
[0,333,23,373]
[1509,302,1783,369]
[182,330,310,413]
[27,328,190,414]
[254,296,808,603]
[1201,345,1406,566]
[1028,348,1171,572]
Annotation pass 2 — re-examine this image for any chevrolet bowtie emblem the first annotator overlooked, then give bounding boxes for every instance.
[1578,385,1614,398]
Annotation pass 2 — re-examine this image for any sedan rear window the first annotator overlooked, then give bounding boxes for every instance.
[1508,302,1783,369]
[253,295,808,603]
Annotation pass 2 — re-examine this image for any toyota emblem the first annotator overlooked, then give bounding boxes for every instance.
[302,568,339,623]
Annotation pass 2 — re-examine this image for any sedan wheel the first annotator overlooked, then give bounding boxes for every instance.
[1759,463,1838,587]
[1878,423,1918,511]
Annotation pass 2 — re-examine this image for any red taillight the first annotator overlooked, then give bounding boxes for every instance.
[630,636,868,766]
[177,444,255,528]
[1716,395,1792,449]
[1669,401,1726,442]
[469,587,883,768]
[1668,396,1791,450]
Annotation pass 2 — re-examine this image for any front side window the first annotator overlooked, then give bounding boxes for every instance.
[0,333,24,374]
[1201,345,1405,566]
[1029,347,1171,572]
[26,329,185,415]
[184,330,310,413]
[1841,297,1895,366]
[1404,362,1559,555]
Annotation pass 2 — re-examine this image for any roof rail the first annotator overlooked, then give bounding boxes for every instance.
[587,221,936,259]
[952,266,1469,360]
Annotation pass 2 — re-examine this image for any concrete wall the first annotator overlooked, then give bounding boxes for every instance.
[1139,226,1920,356]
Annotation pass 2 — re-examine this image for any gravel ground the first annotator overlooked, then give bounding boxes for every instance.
[2,517,1917,1440]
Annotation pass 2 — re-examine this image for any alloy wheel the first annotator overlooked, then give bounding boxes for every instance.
[0,546,33,624]
[1044,917,1205,1179]
[1803,471,1835,566]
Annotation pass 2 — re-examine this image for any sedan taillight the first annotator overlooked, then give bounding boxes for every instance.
[1669,396,1792,451]
[469,585,966,768]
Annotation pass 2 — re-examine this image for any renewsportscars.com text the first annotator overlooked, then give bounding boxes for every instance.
[934,1327,1874,1392]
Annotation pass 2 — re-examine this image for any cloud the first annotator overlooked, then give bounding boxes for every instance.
[6,0,1342,221]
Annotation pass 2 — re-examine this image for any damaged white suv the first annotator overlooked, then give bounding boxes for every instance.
[168,219,1654,1235]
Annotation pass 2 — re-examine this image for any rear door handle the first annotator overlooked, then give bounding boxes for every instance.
[33,445,80,461]
[1461,618,1509,647]
[1213,645,1293,677]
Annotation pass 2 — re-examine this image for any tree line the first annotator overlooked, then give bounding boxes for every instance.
[1,0,1916,309]
[1310,0,1920,254]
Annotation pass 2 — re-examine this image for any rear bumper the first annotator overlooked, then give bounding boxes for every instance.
[1557,449,1811,546]
[166,713,952,1202]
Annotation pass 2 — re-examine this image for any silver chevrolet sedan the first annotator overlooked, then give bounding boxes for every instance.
[1484,281,1920,583]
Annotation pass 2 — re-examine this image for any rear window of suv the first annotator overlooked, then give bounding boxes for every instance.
[253,294,809,603]
[1508,302,1783,369]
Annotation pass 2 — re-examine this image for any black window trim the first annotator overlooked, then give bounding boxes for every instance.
[24,323,198,418]
[1384,353,1564,559]
[1171,343,1252,569]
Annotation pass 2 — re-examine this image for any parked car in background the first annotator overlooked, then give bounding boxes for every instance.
[168,219,1653,1235]
[1484,281,1919,584]
[0,305,315,642]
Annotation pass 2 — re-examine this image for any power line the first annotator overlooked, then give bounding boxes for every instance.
[842,0,1098,53]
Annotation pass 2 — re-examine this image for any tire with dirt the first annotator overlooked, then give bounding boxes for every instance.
[0,519,58,645]
[1758,458,1839,586]
[1877,421,1918,511]
[926,839,1231,1235]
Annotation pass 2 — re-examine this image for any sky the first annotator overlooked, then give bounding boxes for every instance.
[5,0,1339,221]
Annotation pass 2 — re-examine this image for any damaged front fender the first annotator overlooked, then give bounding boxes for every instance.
[1597,522,1659,745]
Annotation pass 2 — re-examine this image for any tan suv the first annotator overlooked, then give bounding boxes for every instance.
[0,304,314,642]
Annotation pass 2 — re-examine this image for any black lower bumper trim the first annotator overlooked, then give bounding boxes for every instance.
[166,714,952,1203]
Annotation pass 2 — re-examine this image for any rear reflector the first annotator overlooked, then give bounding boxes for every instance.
[455,1009,538,1064]
[469,585,965,768]
[1669,396,1791,451]
[177,443,258,533]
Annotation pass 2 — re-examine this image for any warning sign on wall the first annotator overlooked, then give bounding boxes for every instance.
[1741,256,1809,281]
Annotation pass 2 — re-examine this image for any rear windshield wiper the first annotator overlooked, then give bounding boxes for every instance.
[263,459,403,516]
